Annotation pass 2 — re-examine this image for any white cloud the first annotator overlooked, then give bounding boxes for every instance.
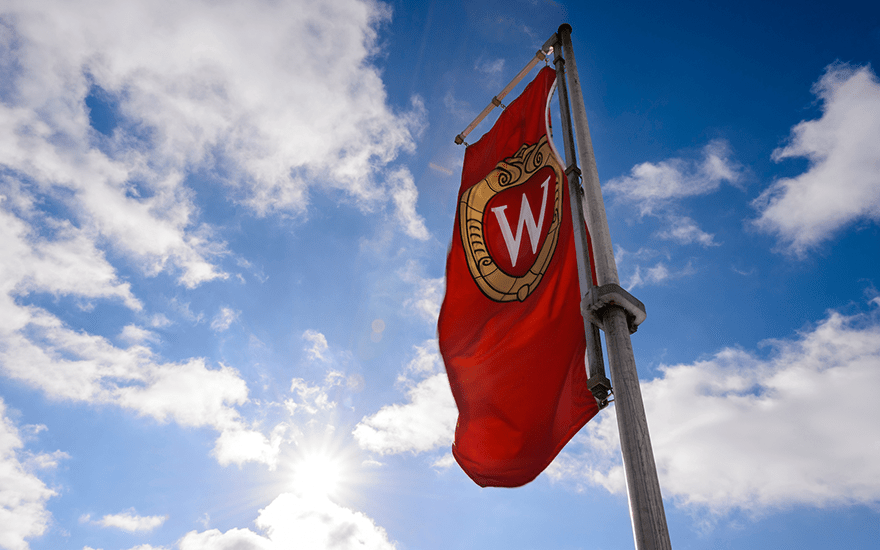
[0,41,278,470]
[396,340,441,384]
[0,0,434,543]
[168,299,205,325]
[431,453,455,470]
[0,113,226,288]
[353,343,456,454]
[656,215,718,247]
[287,376,339,416]
[545,410,626,495]
[115,361,247,427]
[0,301,280,467]
[629,263,670,288]
[178,492,396,550]
[179,528,271,550]
[302,330,330,363]
[150,314,172,328]
[614,247,696,290]
[289,334,359,417]
[0,399,63,550]
[210,307,239,332]
[548,304,880,512]
[625,261,694,290]
[119,324,157,345]
[97,509,166,532]
[476,57,505,76]
[387,167,430,241]
[474,56,506,90]
[614,246,663,266]
[399,261,443,323]
[753,63,880,254]
[22,449,69,471]
[606,139,743,215]
[115,360,284,467]
[212,425,285,469]
[1,0,430,475]
[2,0,424,218]
[0,207,140,312]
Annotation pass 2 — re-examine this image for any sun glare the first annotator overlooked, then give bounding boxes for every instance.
[292,451,346,499]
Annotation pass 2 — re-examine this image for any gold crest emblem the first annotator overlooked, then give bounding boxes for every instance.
[459,136,564,302]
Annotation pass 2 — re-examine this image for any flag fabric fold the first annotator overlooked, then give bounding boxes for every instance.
[438,66,599,488]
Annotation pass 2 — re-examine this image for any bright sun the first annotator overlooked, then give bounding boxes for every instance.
[292,451,345,499]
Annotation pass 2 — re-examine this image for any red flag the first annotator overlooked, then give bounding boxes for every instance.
[438,66,598,488]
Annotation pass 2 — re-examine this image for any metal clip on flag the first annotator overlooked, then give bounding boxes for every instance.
[439,24,672,550]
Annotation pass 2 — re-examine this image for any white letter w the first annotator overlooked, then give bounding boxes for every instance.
[491,176,550,268]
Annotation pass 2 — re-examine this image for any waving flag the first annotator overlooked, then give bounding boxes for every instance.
[438,66,598,488]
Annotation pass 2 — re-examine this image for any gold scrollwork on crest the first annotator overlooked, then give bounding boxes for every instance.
[459,135,564,302]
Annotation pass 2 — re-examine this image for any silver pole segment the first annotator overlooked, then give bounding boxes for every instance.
[551,44,610,407]
[558,24,671,550]
[557,26,619,287]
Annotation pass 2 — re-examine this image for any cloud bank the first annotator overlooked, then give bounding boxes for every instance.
[606,139,743,216]
[549,303,880,513]
[95,509,167,533]
[178,493,396,550]
[353,341,456,455]
[0,400,64,550]
[754,64,880,253]
[0,0,428,477]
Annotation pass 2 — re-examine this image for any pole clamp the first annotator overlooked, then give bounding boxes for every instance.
[553,53,565,69]
[588,374,612,409]
[581,283,646,334]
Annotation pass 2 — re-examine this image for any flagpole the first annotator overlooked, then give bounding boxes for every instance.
[550,37,611,408]
[556,24,672,550]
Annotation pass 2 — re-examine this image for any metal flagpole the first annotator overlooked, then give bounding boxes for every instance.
[550,36,611,408]
[556,24,672,549]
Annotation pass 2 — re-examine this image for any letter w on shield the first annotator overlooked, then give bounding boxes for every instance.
[491,176,550,268]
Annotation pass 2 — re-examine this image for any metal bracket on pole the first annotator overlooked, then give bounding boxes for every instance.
[582,283,646,334]
[587,372,613,409]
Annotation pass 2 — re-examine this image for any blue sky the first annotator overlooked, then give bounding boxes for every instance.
[0,0,878,549]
